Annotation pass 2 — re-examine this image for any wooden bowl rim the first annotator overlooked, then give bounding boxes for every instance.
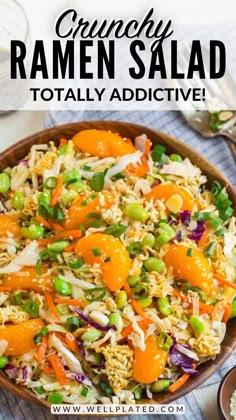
[0,120,235,411]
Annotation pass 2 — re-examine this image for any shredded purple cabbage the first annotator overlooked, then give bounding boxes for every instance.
[70,372,92,387]
[17,159,29,166]
[4,364,28,381]
[174,231,182,242]
[73,307,117,332]
[77,338,105,370]
[169,342,198,376]
[168,215,179,226]
[188,221,206,241]
[180,210,191,227]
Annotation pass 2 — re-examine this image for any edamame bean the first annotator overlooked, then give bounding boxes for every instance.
[11,192,24,210]
[109,313,124,333]
[151,379,170,393]
[81,328,102,342]
[144,257,165,273]
[189,316,205,335]
[230,300,236,319]
[0,173,10,193]
[127,275,140,287]
[125,203,148,223]
[0,356,8,369]
[115,291,128,309]
[141,233,155,248]
[155,223,176,246]
[169,154,183,162]
[137,298,152,308]
[62,169,80,184]
[21,224,44,239]
[54,276,72,296]
[157,297,171,316]
[47,241,70,253]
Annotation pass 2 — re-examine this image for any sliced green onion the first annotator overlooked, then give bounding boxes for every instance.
[33,327,49,344]
[230,300,236,319]
[194,212,211,221]
[211,180,223,196]
[187,248,193,257]
[35,386,45,395]
[111,172,125,181]
[100,382,113,395]
[220,207,234,221]
[44,177,58,190]
[48,391,63,404]
[81,387,89,397]
[209,215,222,229]
[68,257,84,270]
[127,242,142,257]
[132,283,148,299]
[158,332,173,351]
[62,169,80,185]
[151,144,166,162]
[68,180,90,192]
[23,300,39,318]
[87,213,103,228]
[0,356,8,369]
[84,287,106,302]
[192,286,207,303]
[104,224,126,237]
[58,145,68,155]
[13,292,31,306]
[56,303,70,315]
[91,172,105,192]
[83,165,91,171]
[92,247,101,256]
[173,279,192,292]
[155,223,176,246]
[104,257,111,263]
[39,249,58,262]
[133,387,142,400]
[204,241,217,257]
[78,224,86,236]
[47,241,70,253]
[66,316,80,332]
[36,260,42,276]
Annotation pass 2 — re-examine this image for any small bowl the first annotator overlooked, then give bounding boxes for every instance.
[218,366,236,420]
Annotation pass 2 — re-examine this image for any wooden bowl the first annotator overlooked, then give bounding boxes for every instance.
[217,366,236,420]
[0,120,235,410]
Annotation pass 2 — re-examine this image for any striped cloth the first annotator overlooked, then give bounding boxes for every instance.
[0,110,235,420]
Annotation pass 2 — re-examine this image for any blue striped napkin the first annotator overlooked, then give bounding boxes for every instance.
[0,110,235,420]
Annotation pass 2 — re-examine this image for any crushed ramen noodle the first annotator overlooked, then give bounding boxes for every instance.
[0,129,235,405]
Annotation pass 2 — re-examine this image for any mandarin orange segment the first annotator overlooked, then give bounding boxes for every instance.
[164,244,213,294]
[75,233,131,291]
[133,334,168,383]
[0,318,44,356]
[144,183,194,211]
[0,214,21,238]
[72,129,135,158]
[2,266,54,292]
[63,191,115,230]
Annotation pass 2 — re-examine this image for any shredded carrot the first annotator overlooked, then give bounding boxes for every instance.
[36,215,52,230]
[199,301,214,315]
[35,336,48,363]
[48,354,69,386]
[8,191,15,198]
[123,281,131,297]
[214,273,236,291]
[40,363,54,375]
[64,241,78,252]
[50,175,63,207]
[37,238,54,247]
[128,157,149,177]
[54,298,87,308]
[222,302,232,323]
[44,291,60,320]
[168,373,190,393]
[172,289,188,303]
[198,229,208,248]
[65,333,79,352]
[59,138,68,147]
[131,298,149,319]
[144,138,151,157]
[120,319,152,340]
[50,222,64,231]
[0,287,12,292]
